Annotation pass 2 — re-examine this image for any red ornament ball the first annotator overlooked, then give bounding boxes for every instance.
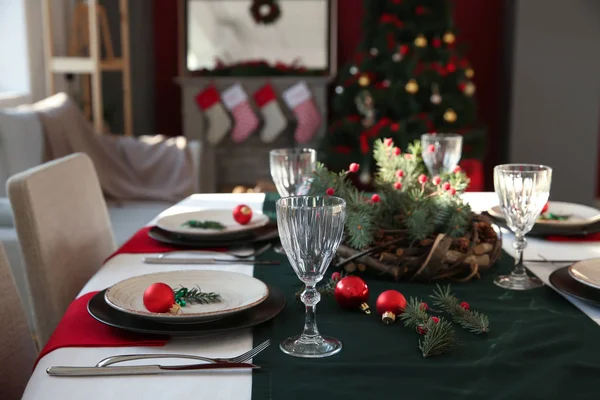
[396,169,405,178]
[390,123,400,132]
[371,194,381,203]
[460,301,470,310]
[233,205,253,225]
[331,271,341,282]
[449,188,457,196]
[442,182,452,191]
[418,174,428,184]
[415,5,426,15]
[432,176,441,186]
[399,44,410,55]
[432,38,442,48]
[541,202,549,214]
[334,276,369,311]
[431,316,440,324]
[143,283,175,313]
[446,63,457,73]
[326,188,335,196]
[394,182,403,190]
[393,147,401,156]
[349,162,360,173]
[376,290,407,324]
[458,82,467,92]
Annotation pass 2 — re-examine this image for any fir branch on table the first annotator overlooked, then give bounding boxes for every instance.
[400,297,457,357]
[181,220,226,230]
[173,286,221,306]
[430,284,490,334]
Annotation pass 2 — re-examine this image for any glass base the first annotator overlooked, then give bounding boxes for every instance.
[494,273,543,290]
[280,335,342,358]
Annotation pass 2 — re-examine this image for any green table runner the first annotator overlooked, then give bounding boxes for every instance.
[255,196,600,399]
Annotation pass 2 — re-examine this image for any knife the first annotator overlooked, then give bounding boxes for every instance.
[143,257,279,265]
[47,362,259,377]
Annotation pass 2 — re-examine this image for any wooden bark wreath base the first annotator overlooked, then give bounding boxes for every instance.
[334,213,502,282]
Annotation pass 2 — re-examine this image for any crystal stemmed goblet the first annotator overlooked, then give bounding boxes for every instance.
[270,148,317,252]
[494,164,552,290]
[276,196,346,358]
[421,133,463,176]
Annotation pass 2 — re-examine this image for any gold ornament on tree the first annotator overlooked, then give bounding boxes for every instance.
[465,68,475,79]
[443,32,456,44]
[414,34,427,48]
[358,74,370,87]
[405,79,419,94]
[463,82,476,96]
[444,109,458,123]
[430,84,442,105]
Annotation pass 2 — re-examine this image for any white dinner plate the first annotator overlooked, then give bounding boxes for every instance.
[488,201,600,227]
[568,259,600,290]
[104,270,269,323]
[156,209,269,236]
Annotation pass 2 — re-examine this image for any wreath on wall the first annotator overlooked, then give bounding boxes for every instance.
[250,0,282,25]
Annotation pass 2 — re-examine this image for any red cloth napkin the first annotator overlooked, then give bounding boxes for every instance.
[546,233,600,242]
[35,292,168,367]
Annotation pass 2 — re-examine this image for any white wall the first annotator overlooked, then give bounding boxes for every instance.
[0,0,30,94]
[509,0,600,205]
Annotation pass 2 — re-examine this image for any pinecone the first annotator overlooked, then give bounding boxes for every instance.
[451,237,469,252]
[477,221,497,243]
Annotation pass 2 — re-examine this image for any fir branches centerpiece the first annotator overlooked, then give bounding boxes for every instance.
[309,138,501,282]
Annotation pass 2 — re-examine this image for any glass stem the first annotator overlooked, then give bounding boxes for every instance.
[299,284,321,342]
[512,234,528,278]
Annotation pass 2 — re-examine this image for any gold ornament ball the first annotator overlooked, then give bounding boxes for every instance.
[414,35,427,48]
[464,82,476,96]
[444,109,457,123]
[465,68,475,78]
[358,75,370,87]
[443,32,456,44]
[405,79,419,94]
[430,93,442,105]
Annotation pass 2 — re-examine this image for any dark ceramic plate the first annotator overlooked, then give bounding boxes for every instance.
[147,225,279,248]
[88,286,286,336]
[483,212,600,237]
[549,266,600,307]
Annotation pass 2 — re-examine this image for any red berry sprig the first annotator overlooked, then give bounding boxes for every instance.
[371,194,381,203]
[326,188,335,196]
[349,163,360,173]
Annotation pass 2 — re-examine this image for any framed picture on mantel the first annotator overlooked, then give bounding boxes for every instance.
[179,0,337,77]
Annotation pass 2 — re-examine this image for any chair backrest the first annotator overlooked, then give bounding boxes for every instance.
[8,153,116,346]
[0,243,37,400]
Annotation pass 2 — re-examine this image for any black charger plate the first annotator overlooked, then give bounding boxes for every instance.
[549,266,600,307]
[88,286,286,336]
[148,224,279,248]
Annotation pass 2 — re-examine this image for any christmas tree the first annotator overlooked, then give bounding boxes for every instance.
[320,0,486,182]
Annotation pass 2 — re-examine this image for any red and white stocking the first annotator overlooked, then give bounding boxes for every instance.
[195,85,232,145]
[282,81,322,144]
[253,83,287,143]
[221,84,260,143]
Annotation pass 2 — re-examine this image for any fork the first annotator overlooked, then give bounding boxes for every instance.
[95,339,271,367]
[153,243,273,261]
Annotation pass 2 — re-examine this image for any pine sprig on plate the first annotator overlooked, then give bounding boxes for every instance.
[173,286,221,306]
[400,297,457,358]
[181,220,226,230]
[430,284,490,334]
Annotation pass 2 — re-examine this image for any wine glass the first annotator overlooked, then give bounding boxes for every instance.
[276,196,346,358]
[270,148,317,252]
[494,164,552,290]
[421,133,463,176]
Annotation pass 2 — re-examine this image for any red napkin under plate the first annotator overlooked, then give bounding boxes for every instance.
[35,291,168,368]
[546,233,600,242]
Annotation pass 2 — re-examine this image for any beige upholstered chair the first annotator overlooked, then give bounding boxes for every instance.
[0,243,37,400]
[8,153,117,346]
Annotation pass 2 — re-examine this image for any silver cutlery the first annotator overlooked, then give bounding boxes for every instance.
[143,257,279,265]
[96,339,271,367]
[152,243,273,261]
[47,362,259,377]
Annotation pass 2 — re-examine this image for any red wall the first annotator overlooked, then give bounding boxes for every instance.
[154,0,506,189]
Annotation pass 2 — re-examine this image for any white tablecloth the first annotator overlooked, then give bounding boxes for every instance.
[22,193,600,399]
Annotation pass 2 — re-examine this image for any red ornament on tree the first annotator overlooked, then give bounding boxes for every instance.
[371,194,381,203]
[442,182,452,191]
[233,205,253,225]
[349,162,360,173]
[393,147,401,156]
[325,188,335,196]
[376,290,407,324]
[460,301,470,310]
[394,182,403,190]
[334,276,370,313]
[432,38,442,48]
[143,283,179,314]
[399,44,410,55]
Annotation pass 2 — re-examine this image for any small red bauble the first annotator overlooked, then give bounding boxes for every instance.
[442,182,452,191]
[233,205,253,225]
[431,316,440,324]
[349,162,360,173]
[432,38,442,48]
[458,82,467,92]
[393,147,401,156]
[541,202,549,214]
[415,5,426,15]
[418,174,428,184]
[420,302,429,311]
[334,276,370,313]
[390,123,399,132]
[453,166,462,174]
[394,182,403,190]
[371,194,381,203]
[396,169,405,178]
[460,301,470,310]
[325,188,335,196]
[446,63,457,73]
[449,188,457,196]
[432,176,441,186]
[399,44,410,55]
[376,290,407,324]
[331,271,341,282]
[143,283,176,313]
[384,138,393,147]
[427,144,436,153]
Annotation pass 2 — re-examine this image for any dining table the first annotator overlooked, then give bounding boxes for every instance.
[22,192,600,399]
